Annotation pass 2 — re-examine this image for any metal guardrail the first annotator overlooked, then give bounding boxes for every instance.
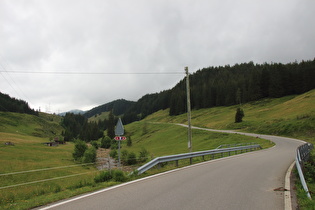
[216,142,257,149]
[296,143,313,199]
[136,144,262,175]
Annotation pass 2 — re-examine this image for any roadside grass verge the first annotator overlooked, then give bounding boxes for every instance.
[123,122,273,158]
[295,151,315,209]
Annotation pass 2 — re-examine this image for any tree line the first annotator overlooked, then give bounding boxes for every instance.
[61,110,118,142]
[122,59,315,118]
[0,92,38,115]
[83,99,135,119]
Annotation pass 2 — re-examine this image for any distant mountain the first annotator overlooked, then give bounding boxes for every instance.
[83,99,135,118]
[59,109,86,116]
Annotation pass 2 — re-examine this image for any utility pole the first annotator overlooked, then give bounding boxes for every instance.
[185,67,192,153]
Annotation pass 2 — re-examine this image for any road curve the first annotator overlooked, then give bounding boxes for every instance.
[39,126,304,210]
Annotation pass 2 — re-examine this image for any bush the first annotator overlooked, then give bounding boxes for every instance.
[138,147,149,163]
[127,152,137,165]
[82,147,97,163]
[73,140,88,161]
[94,171,112,183]
[91,141,99,149]
[121,150,129,164]
[113,170,127,182]
[110,150,117,159]
[101,136,111,149]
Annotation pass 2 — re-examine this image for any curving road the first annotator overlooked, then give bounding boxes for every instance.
[39,126,304,210]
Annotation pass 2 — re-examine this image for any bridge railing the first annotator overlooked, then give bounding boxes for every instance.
[136,144,262,175]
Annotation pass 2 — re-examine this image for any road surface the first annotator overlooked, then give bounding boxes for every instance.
[40,126,304,210]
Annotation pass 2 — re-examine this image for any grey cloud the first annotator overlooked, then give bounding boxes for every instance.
[0,0,314,113]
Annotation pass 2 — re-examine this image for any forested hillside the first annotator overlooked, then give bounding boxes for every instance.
[83,99,135,118]
[0,92,38,115]
[123,59,315,122]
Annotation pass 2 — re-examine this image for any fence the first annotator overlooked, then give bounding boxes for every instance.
[296,143,314,199]
[136,143,262,175]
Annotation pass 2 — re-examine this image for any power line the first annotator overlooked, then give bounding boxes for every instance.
[0,70,184,75]
[0,56,33,106]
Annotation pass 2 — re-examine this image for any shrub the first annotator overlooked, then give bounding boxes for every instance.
[101,136,111,149]
[127,152,137,165]
[91,141,99,149]
[121,149,129,164]
[73,140,88,161]
[110,149,117,159]
[138,147,149,163]
[82,147,97,163]
[111,139,118,150]
[113,170,127,182]
[94,171,112,183]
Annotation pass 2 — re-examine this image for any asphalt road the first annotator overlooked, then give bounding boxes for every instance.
[40,127,304,210]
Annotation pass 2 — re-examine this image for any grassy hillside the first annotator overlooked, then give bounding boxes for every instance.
[0,112,101,209]
[122,122,272,158]
[145,89,315,144]
[0,112,63,139]
[88,111,109,122]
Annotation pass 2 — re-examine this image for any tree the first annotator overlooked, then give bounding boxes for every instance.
[236,88,242,106]
[101,136,111,149]
[107,110,115,139]
[126,136,132,147]
[73,140,88,161]
[235,107,244,123]
[82,147,97,163]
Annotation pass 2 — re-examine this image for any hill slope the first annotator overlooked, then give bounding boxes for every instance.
[144,89,315,143]
[83,99,135,118]
[0,112,63,139]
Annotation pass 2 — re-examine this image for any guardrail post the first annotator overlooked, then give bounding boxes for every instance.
[175,160,179,167]
[158,163,161,169]
[202,155,205,161]
[190,157,193,164]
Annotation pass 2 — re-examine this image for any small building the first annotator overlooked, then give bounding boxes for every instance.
[43,137,65,146]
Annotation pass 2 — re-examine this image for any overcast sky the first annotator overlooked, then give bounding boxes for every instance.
[1,0,314,113]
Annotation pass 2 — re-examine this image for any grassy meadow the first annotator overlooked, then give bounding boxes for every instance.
[0,113,102,209]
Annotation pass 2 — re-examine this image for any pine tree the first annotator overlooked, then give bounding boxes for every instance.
[235,107,244,123]
[107,110,115,139]
[127,136,132,147]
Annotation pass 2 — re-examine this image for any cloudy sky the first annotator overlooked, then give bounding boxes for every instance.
[1,0,314,113]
